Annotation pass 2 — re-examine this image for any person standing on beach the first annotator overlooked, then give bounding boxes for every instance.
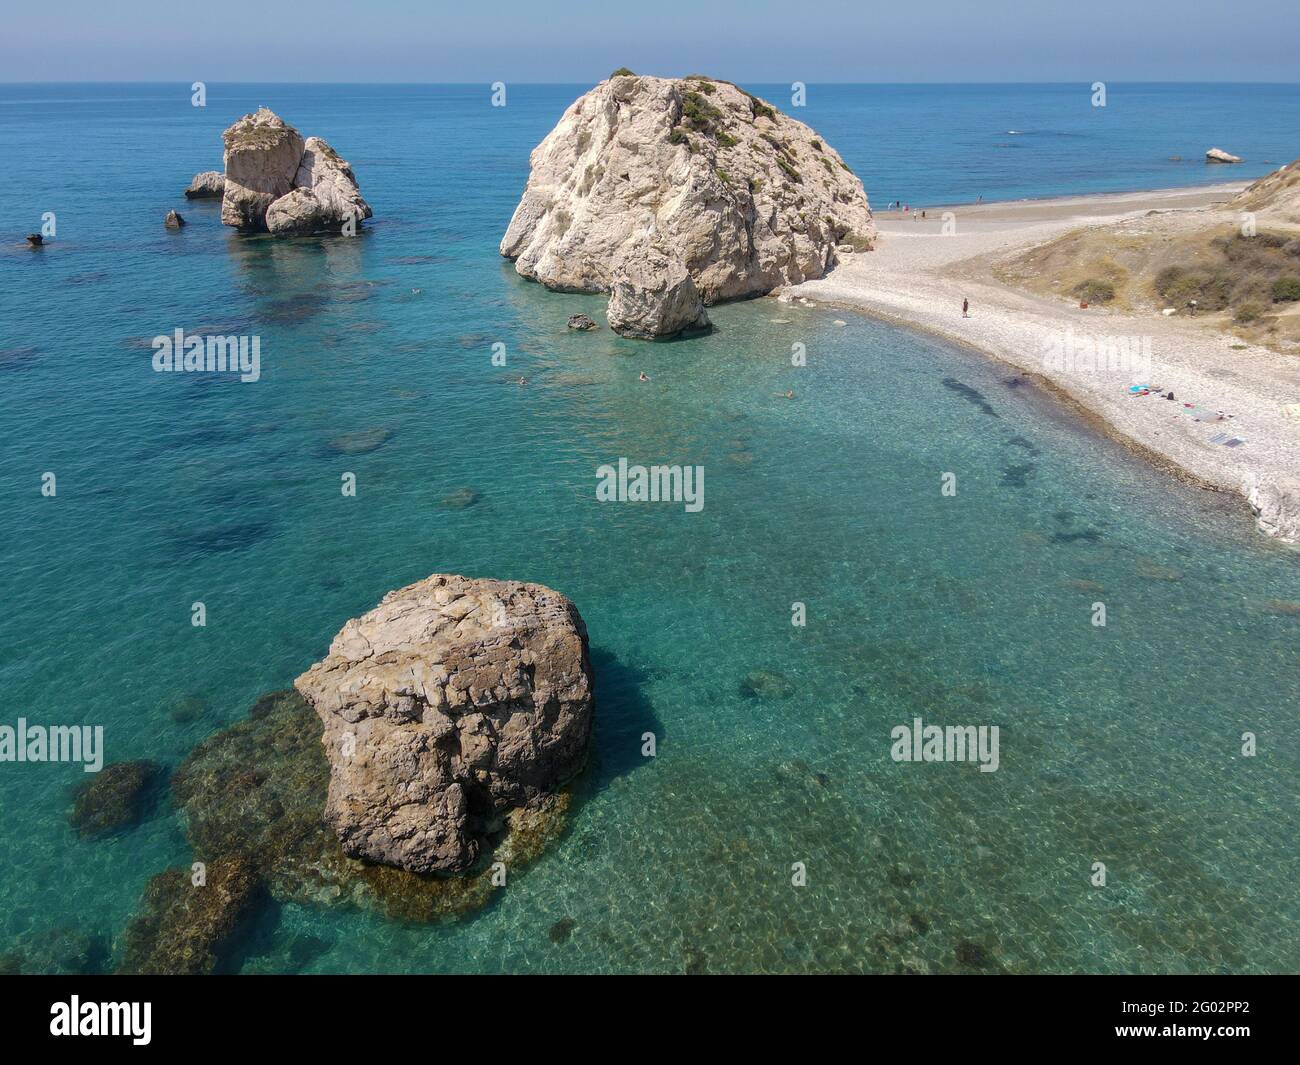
[962,298,970,317]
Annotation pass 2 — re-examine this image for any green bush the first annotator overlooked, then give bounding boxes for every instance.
[743,91,776,120]
[1271,277,1300,302]
[715,131,738,148]
[1072,278,1116,304]
[610,68,636,78]
[668,128,689,146]
[776,156,802,184]
[681,90,724,134]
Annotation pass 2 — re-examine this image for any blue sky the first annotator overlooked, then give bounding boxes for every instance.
[3,0,1296,82]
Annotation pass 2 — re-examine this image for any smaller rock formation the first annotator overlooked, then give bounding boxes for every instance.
[69,759,164,837]
[607,242,711,339]
[1246,475,1300,544]
[220,108,371,234]
[25,233,43,247]
[164,210,185,229]
[1206,148,1243,164]
[567,313,599,331]
[184,171,225,199]
[294,573,594,874]
[268,137,371,236]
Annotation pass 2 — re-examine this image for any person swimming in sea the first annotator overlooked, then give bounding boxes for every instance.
[639,371,649,382]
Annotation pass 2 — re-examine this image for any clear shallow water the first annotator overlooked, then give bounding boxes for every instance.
[0,83,1297,974]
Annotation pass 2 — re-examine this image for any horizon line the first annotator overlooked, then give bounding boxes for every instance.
[4,79,1300,87]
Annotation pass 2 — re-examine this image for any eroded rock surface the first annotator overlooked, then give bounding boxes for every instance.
[607,241,711,338]
[118,857,263,975]
[219,108,371,234]
[501,73,875,336]
[1247,474,1300,544]
[184,170,225,199]
[294,574,594,873]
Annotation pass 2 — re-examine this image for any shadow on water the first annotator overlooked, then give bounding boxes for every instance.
[577,647,664,796]
[220,898,337,975]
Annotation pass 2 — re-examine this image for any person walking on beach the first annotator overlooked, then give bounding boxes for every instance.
[962,298,970,318]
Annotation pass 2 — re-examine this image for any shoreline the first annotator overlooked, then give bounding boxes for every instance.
[783,181,1300,545]
[872,179,1249,218]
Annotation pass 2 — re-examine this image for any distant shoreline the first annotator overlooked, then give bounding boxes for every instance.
[872,179,1247,219]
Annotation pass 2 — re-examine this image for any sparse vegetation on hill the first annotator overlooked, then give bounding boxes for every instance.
[997,159,1300,351]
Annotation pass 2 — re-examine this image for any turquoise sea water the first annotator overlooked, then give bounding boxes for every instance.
[1,84,1297,974]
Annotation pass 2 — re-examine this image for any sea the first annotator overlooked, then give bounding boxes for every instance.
[1,82,1297,973]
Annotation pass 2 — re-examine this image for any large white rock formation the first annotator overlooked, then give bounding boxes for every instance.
[500,73,876,338]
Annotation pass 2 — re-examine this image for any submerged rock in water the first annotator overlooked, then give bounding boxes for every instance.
[567,313,599,331]
[25,233,43,247]
[294,573,595,874]
[164,210,185,229]
[168,693,210,723]
[439,486,482,509]
[739,669,794,699]
[326,427,392,455]
[69,760,164,837]
[117,856,264,975]
[184,170,226,199]
[548,916,576,944]
[219,108,371,234]
[500,73,875,338]
[0,927,109,975]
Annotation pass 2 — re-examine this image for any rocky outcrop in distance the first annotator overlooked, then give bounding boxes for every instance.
[184,170,225,199]
[501,72,876,338]
[1206,148,1243,163]
[218,108,372,235]
[294,574,594,874]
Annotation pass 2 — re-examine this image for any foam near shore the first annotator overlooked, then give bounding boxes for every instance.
[784,183,1300,545]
